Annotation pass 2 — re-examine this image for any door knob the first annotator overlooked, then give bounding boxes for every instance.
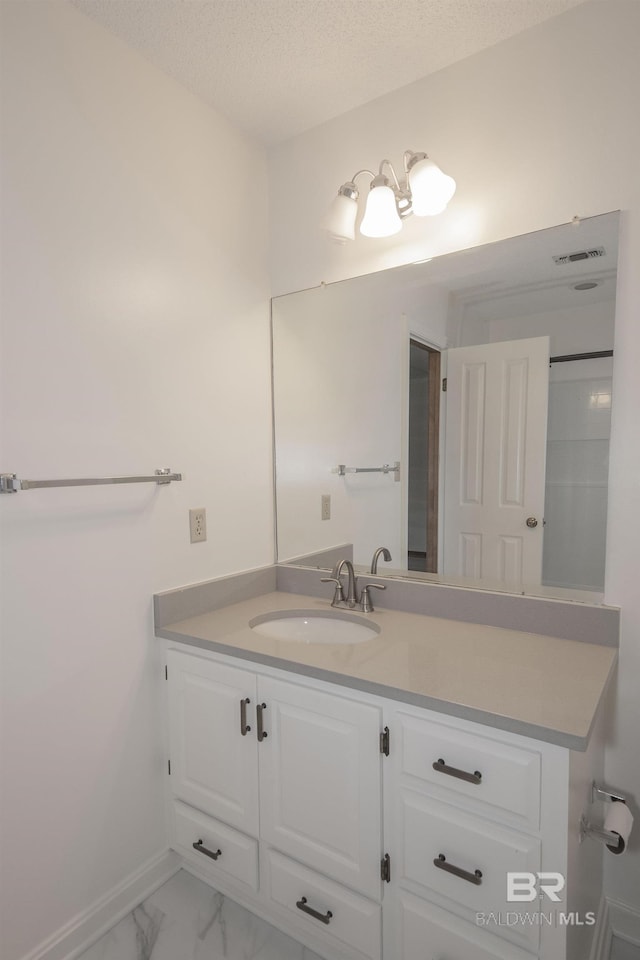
[526,517,538,528]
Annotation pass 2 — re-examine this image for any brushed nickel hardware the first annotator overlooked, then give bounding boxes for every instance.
[593,782,627,805]
[257,702,268,741]
[526,517,539,528]
[0,468,182,494]
[434,853,482,885]
[336,461,400,482]
[193,840,222,861]
[432,758,482,784]
[580,813,627,855]
[320,576,346,607]
[580,781,630,855]
[381,853,391,883]
[370,546,392,574]
[359,582,385,613]
[332,559,358,608]
[296,897,333,925]
[240,697,251,736]
[380,726,390,757]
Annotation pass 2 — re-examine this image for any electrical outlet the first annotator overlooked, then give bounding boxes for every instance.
[321,494,331,521]
[189,508,207,543]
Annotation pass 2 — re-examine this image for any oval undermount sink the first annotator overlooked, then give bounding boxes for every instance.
[249,609,379,644]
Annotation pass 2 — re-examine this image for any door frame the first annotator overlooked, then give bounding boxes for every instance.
[408,339,441,573]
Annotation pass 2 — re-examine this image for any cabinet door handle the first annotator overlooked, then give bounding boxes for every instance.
[257,702,268,741]
[433,758,482,785]
[296,896,333,925]
[240,697,251,736]
[193,839,222,861]
[434,853,482,885]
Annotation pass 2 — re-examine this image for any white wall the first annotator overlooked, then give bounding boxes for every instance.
[457,299,616,353]
[268,0,640,914]
[272,273,448,566]
[0,3,272,958]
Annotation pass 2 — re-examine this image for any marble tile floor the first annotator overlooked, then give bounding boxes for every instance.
[77,869,325,960]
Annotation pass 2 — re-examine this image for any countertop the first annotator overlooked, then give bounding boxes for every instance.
[156,590,616,751]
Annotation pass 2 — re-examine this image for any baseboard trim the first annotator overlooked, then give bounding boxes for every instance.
[590,896,640,960]
[20,848,182,960]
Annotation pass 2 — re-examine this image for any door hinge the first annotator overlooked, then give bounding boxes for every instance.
[380,726,390,756]
[165,664,168,680]
[442,377,447,392]
[381,853,391,883]
[167,759,171,775]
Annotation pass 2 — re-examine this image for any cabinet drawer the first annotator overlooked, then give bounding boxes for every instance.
[265,848,381,960]
[397,891,536,960]
[399,712,541,830]
[172,800,258,892]
[399,792,540,951]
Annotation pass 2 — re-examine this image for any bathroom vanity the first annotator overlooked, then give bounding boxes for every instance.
[155,572,616,960]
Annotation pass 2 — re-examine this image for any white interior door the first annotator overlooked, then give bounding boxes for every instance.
[443,337,549,586]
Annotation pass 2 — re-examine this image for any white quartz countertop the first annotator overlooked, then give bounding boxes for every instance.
[156,591,616,750]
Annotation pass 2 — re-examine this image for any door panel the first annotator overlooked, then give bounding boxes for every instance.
[167,650,259,835]
[258,676,382,900]
[444,337,549,585]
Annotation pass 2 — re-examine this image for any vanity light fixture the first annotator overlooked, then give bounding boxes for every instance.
[322,151,456,243]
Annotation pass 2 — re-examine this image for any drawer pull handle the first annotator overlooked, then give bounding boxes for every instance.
[296,896,333,925]
[434,853,482,885]
[240,697,251,736]
[193,839,222,861]
[433,758,482,785]
[257,702,268,741]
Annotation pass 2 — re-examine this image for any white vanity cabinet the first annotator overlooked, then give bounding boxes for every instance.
[166,647,385,960]
[382,704,604,960]
[164,644,604,960]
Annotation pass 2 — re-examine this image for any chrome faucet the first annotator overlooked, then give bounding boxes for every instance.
[370,546,392,574]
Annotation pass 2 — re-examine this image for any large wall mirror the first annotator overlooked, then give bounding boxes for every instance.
[272,211,619,602]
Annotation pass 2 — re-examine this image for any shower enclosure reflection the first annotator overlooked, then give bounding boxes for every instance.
[271,212,618,600]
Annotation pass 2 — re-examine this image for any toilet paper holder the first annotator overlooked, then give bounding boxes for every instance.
[579,781,629,854]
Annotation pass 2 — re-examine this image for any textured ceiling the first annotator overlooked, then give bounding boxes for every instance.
[71,0,586,144]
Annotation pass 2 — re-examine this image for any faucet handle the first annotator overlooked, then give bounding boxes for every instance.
[321,577,346,607]
[360,583,386,613]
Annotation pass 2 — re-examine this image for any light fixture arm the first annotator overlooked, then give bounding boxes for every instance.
[378,159,402,192]
[403,149,427,176]
[340,170,375,198]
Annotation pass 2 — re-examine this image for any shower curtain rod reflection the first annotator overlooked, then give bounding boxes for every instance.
[550,350,613,364]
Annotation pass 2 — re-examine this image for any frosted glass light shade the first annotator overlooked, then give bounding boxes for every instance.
[360,184,402,238]
[408,157,456,216]
[322,192,358,243]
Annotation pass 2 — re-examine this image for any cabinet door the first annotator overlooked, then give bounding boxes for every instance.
[167,650,259,835]
[258,676,382,900]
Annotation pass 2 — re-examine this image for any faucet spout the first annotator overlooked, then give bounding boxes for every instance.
[370,547,392,575]
[332,559,358,608]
